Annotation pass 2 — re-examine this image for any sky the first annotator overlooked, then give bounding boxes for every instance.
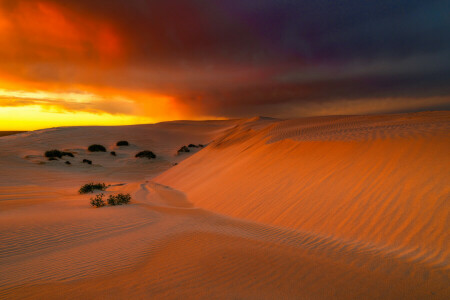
[0,0,449,130]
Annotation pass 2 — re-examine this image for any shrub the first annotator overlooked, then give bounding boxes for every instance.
[88,144,106,152]
[48,157,58,161]
[107,193,131,206]
[188,144,198,148]
[62,151,74,157]
[65,161,71,165]
[82,159,92,165]
[90,193,106,208]
[79,182,107,194]
[45,150,74,158]
[177,146,190,154]
[45,149,63,158]
[135,150,156,159]
[110,151,116,156]
[116,141,129,146]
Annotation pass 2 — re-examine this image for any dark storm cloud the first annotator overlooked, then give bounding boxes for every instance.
[3,0,450,117]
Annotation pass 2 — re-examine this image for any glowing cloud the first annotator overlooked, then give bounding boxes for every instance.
[0,0,448,130]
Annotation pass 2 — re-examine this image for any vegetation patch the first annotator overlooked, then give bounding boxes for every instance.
[116,141,129,146]
[79,182,107,194]
[45,150,75,158]
[48,157,58,161]
[62,151,74,157]
[65,161,71,165]
[88,144,106,152]
[82,159,92,165]
[90,193,106,208]
[188,144,204,148]
[110,151,116,156]
[107,193,131,206]
[135,150,156,159]
[177,146,190,154]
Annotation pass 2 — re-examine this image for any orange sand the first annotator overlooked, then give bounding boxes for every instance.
[0,112,449,299]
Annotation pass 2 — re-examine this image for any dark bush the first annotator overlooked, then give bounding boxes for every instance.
[116,141,129,146]
[110,151,116,156]
[82,159,92,165]
[177,146,190,154]
[45,150,75,158]
[198,144,204,147]
[48,157,58,161]
[188,144,198,148]
[88,144,106,152]
[79,182,107,194]
[65,161,71,165]
[107,193,131,206]
[45,149,63,158]
[135,150,156,159]
[90,193,106,208]
[61,151,74,157]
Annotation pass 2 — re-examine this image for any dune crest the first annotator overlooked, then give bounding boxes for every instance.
[155,112,450,268]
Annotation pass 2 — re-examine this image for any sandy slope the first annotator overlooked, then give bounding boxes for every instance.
[0,112,449,299]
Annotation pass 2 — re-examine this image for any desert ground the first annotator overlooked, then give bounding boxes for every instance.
[0,111,449,299]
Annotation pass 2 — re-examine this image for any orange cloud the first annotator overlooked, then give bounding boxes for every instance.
[0,1,123,64]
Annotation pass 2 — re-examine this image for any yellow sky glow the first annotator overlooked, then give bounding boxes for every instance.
[0,105,157,131]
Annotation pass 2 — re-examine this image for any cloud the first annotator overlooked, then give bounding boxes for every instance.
[0,0,449,122]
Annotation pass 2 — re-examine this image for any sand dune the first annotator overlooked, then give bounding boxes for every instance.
[0,112,449,299]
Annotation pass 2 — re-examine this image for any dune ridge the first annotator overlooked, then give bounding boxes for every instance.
[155,112,450,268]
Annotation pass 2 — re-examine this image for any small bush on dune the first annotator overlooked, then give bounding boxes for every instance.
[45,150,74,158]
[62,151,74,157]
[135,150,156,159]
[88,144,106,152]
[90,193,106,208]
[79,182,107,194]
[110,151,116,156]
[45,149,63,158]
[177,146,190,154]
[107,193,131,206]
[65,161,71,165]
[116,141,129,146]
[82,159,92,164]
[48,157,58,161]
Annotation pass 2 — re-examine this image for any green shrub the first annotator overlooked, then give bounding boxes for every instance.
[61,151,74,157]
[135,150,156,159]
[88,144,106,152]
[45,150,74,158]
[45,149,63,158]
[90,193,106,208]
[177,146,190,154]
[116,141,129,146]
[107,193,131,206]
[79,182,107,194]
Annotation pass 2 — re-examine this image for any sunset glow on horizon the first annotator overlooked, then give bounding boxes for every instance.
[0,0,448,130]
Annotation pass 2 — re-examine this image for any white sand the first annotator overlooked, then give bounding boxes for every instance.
[0,112,449,299]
